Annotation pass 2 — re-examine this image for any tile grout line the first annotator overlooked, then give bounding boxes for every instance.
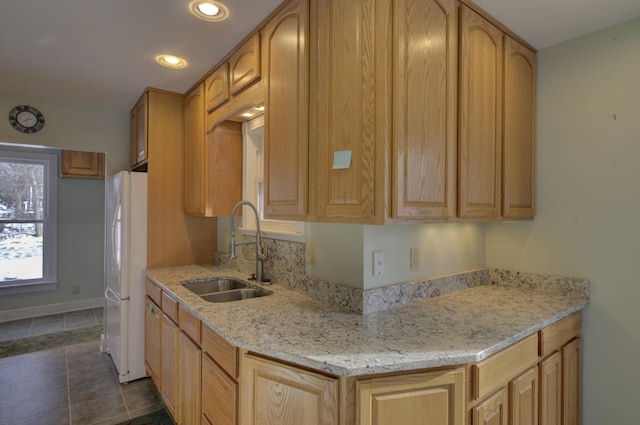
[65,344,73,425]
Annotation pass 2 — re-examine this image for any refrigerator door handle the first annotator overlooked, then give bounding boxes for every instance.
[105,285,128,303]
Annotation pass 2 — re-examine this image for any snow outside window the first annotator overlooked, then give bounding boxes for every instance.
[0,149,58,294]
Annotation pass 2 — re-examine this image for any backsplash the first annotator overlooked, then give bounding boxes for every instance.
[215,235,589,314]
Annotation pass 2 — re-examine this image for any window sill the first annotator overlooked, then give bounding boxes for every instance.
[0,280,58,296]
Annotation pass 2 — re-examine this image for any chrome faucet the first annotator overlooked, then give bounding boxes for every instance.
[229,200,269,284]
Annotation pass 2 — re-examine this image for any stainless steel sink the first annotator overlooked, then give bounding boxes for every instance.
[182,278,247,295]
[201,288,271,303]
[182,278,271,302]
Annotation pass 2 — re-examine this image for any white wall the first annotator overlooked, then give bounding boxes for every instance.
[0,93,130,313]
[486,18,640,424]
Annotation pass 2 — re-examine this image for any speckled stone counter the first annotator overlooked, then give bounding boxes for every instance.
[145,264,588,377]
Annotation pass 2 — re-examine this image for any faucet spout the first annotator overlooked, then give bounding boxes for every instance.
[229,200,268,284]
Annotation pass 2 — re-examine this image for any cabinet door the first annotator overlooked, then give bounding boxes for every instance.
[539,351,561,425]
[161,314,179,417]
[229,33,261,95]
[135,94,148,165]
[202,354,237,425]
[313,0,381,222]
[472,387,508,425]
[206,63,230,111]
[562,338,581,425]
[263,0,309,219]
[204,121,243,216]
[179,332,202,425]
[392,0,457,219]
[60,150,105,179]
[184,84,206,215]
[130,105,139,167]
[358,368,464,425]
[144,297,162,386]
[458,5,503,218]
[241,354,338,425]
[503,36,536,219]
[510,366,538,425]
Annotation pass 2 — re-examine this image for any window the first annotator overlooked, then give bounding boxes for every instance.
[0,149,58,294]
[241,115,306,242]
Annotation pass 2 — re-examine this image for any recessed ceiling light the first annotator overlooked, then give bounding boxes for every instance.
[189,1,229,22]
[155,54,188,69]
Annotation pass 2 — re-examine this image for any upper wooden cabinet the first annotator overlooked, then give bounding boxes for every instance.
[184,84,207,215]
[130,93,148,169]
[392,0,458,220]
[60,150,105,179]
[229,33,262,95]
[263,0,309,219]
[205,64,230,112]
[459,4,536,220]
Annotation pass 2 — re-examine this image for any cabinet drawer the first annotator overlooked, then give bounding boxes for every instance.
[179,304,201,345]
[472,333,538,401]
[202,354,238,425]
[161,292,178,323]
[202,325,238,379]
[539,312,581,357]
[145,278,162,306]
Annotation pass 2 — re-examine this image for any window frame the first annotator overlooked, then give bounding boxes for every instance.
[0,149,58,295]
[241,116,306,243]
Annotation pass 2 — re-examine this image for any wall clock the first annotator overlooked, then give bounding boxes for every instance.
[8,105,45,133]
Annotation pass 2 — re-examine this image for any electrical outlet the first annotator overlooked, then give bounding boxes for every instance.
[410,246,420,270]
[373,250,385,276]
[305,243,316,264]
[72,285,80,295]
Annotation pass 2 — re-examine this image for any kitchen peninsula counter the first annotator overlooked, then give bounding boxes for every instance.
[145,264,588,377]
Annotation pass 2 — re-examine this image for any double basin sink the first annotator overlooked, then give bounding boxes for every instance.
[182,278,271,303]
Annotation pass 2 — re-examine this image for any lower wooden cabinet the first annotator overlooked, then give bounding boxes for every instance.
[358,368,465,425]
[161,314,179,417]
[539,352,562,425]
[202,353,238,425]
[473,387,508,425]
[144,297,162,386]
[562,338,581,425]
[179,332,202,425]
[510,366,538,425]
[241,354,338,425]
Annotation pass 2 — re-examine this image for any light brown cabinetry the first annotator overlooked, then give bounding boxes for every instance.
[178,324,201,425]
[358,368,465,425]
[472,387,508,425]
[229,33,262,95]
[459,4,536,220]
[241,354,339,425]
[184,84,243,217]
[391,0,458,220]
[130,93,148,169]
[205,64,230,112]
[161,312,179,417]
[144,296,162,386]
[202,324,239,425]
[510,366,538,425]
[263,0,309,219]
[60,150,105,179]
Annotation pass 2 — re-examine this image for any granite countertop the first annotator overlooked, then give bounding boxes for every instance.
[145,264,588,377]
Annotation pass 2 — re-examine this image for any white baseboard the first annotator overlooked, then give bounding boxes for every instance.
[0,297,104,323]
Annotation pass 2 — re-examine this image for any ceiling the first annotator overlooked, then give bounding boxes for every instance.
[1,0,639,112]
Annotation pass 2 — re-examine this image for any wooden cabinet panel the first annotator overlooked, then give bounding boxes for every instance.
[179,331,202,425]
[161,292,178,323]
[145,278,162,306]
[472,387,508,425]
[562,338,581,425]
[202,324,238,379]
[473,334,537,401]
[358,368,465,425]
[539,351,561,425]
[241,354,338,425]
[184,84,206,215]
[510,367,538,425]
[229,33,261,95]
[203,353,238,425]
[539,312,581,357]
[206,63,230,111]
[392,0,457,219]
[503,36,536,219]
[130,93,148,168]
[263,0,309,219]
[161,314,179,417]
[458,4,503,218]
[178,304,201,345]
[144,297,162,386]
[313,0,380,222]
[60,150,105,179]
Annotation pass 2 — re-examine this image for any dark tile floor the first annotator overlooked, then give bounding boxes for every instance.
[0,308,171,425]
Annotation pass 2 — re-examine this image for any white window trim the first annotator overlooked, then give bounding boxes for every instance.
[0,149,58,295]
[241,116,306,243]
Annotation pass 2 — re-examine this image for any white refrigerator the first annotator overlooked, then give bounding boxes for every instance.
[103,171,147,383]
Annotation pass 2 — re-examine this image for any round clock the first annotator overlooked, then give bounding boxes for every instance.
[8,105,45,133]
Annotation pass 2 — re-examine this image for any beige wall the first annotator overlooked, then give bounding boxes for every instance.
[486,18,640,424]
